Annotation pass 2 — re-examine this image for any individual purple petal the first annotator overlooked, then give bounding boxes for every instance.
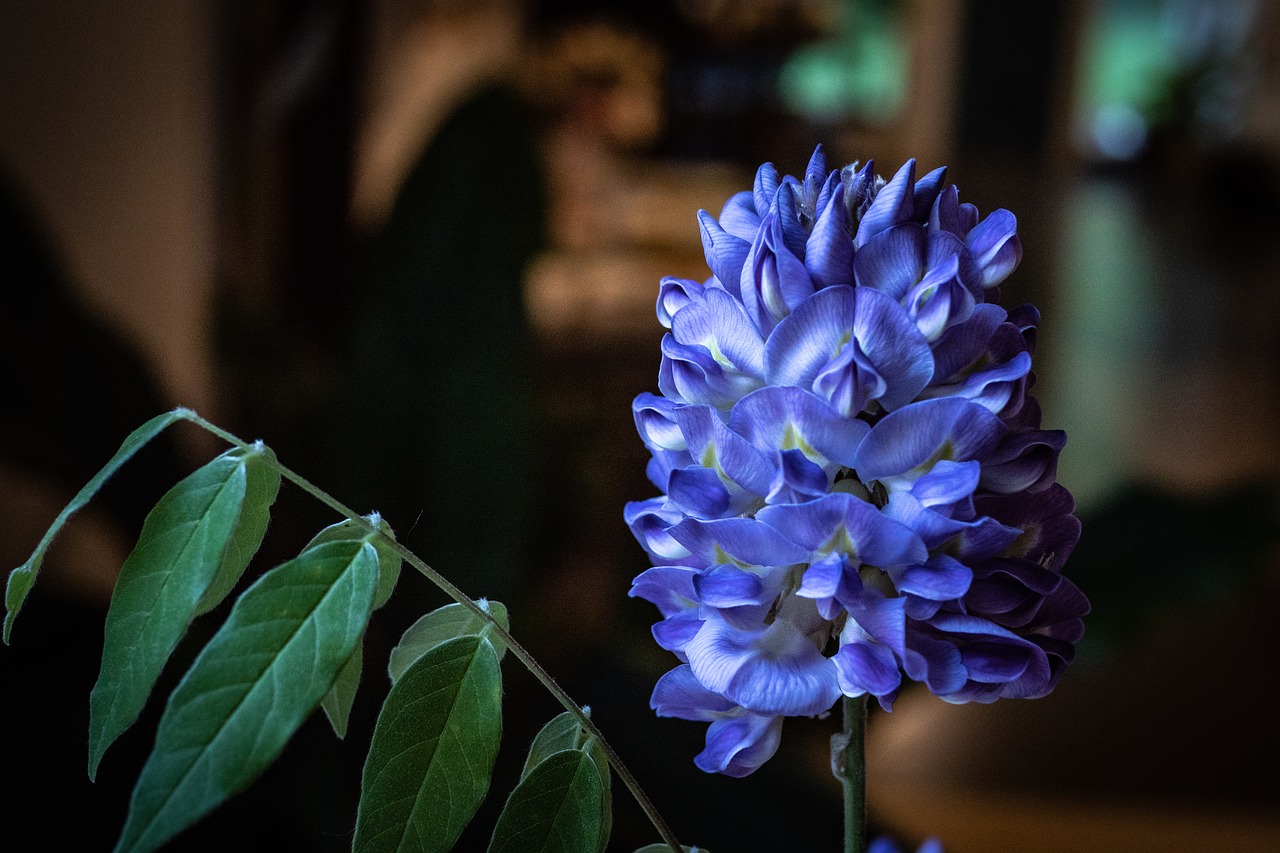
[651,663,734,720]
[796,552,843,598]
[854,397,1004,484]
[669,516,812,567]
[805,182,854,287]
[929,183,962,235]
[659,333,764,409]
[929,303,1007,383]
[892,553,973,601]
[758,492,927,567]
[765,285,856,387]
[853,223,926,301]
[652,609,704,655]
[803,144,829,200]
[911,165,948,221]
[668,465,733,519]
[924,230,984,298]
[796,552,859,619]
[774,178,810,259]
[625,498,698,567]
[883,490,984,550]
[671,286,766,377]
[852,286,935,410]
[845,589,907,657]
[718,190,760,241]
[1007,303,1040,353]
[629,565,699,617]
[694,564,768,608]
[645,449,688,492]
[656,276,706,328]
[856,159,916,247]
[834,639,901,703]
[906,254,976,342]
[909,458,982,508]
[925,613,1051,698]
[672,403,775,498]
[753,161,780,214]
[698,209,752,291]
[903,628,966,695]
[687,617,841,716]
[967,208,1022,286]
[980,428,1065,494]
[766,448,830,504]
[695,711,783,777]
[978,485,1081,571]
[728,385,868,469]
[633,392,687,453]
[813,336,881,416]
[740,211,815,333]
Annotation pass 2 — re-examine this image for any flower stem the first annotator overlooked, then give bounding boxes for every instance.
[175,409,686,853]
[842,694,868,853]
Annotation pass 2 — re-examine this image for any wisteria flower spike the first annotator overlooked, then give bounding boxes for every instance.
[627,145,1089,783]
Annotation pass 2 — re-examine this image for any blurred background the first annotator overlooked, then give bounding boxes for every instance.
[2,0,1278,850]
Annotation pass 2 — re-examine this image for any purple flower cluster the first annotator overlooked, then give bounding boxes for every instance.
[626,147,1088,776]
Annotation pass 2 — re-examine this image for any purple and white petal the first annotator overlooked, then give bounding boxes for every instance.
[687,616,841,716]
[695,711,783,777]
[651,663,734,720]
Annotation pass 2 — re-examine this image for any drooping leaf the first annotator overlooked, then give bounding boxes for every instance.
[354,634,503,853]
[321,639,364,739]
[519,712,612,853]
[387,600,509,683]
[4,410,182,643]
[307,516,398,737]
[112,538,379,853]
[488,748,604,853]
[88,444,278,779]
[305,514,401,608]
[193,443,281,615]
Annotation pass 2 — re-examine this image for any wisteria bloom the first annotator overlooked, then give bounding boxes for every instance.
[627,147,1088,776]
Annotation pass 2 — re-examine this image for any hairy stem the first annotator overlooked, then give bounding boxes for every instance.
[177,409,685,853]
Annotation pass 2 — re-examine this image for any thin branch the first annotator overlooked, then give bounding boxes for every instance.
[177,409,685,853]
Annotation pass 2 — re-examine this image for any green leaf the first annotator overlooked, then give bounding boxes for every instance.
[388,600,509,683]
[113,538,379,853]
[633,846,706,852]
[193,443,281,615]
[306,516,399,738]
[488,748,604,853]
[88,445,278,779]
[354,634,502,853]
[305,514,401,609]
[520,713,584,779]
[520,713,612,853]
[4,410,182,643]
[321,640,364,739]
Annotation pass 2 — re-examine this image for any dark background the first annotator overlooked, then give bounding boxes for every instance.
[2,1,1278,850]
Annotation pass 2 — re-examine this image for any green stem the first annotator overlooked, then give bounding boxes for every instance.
[176,409,685,853]
[841,694,868,853]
